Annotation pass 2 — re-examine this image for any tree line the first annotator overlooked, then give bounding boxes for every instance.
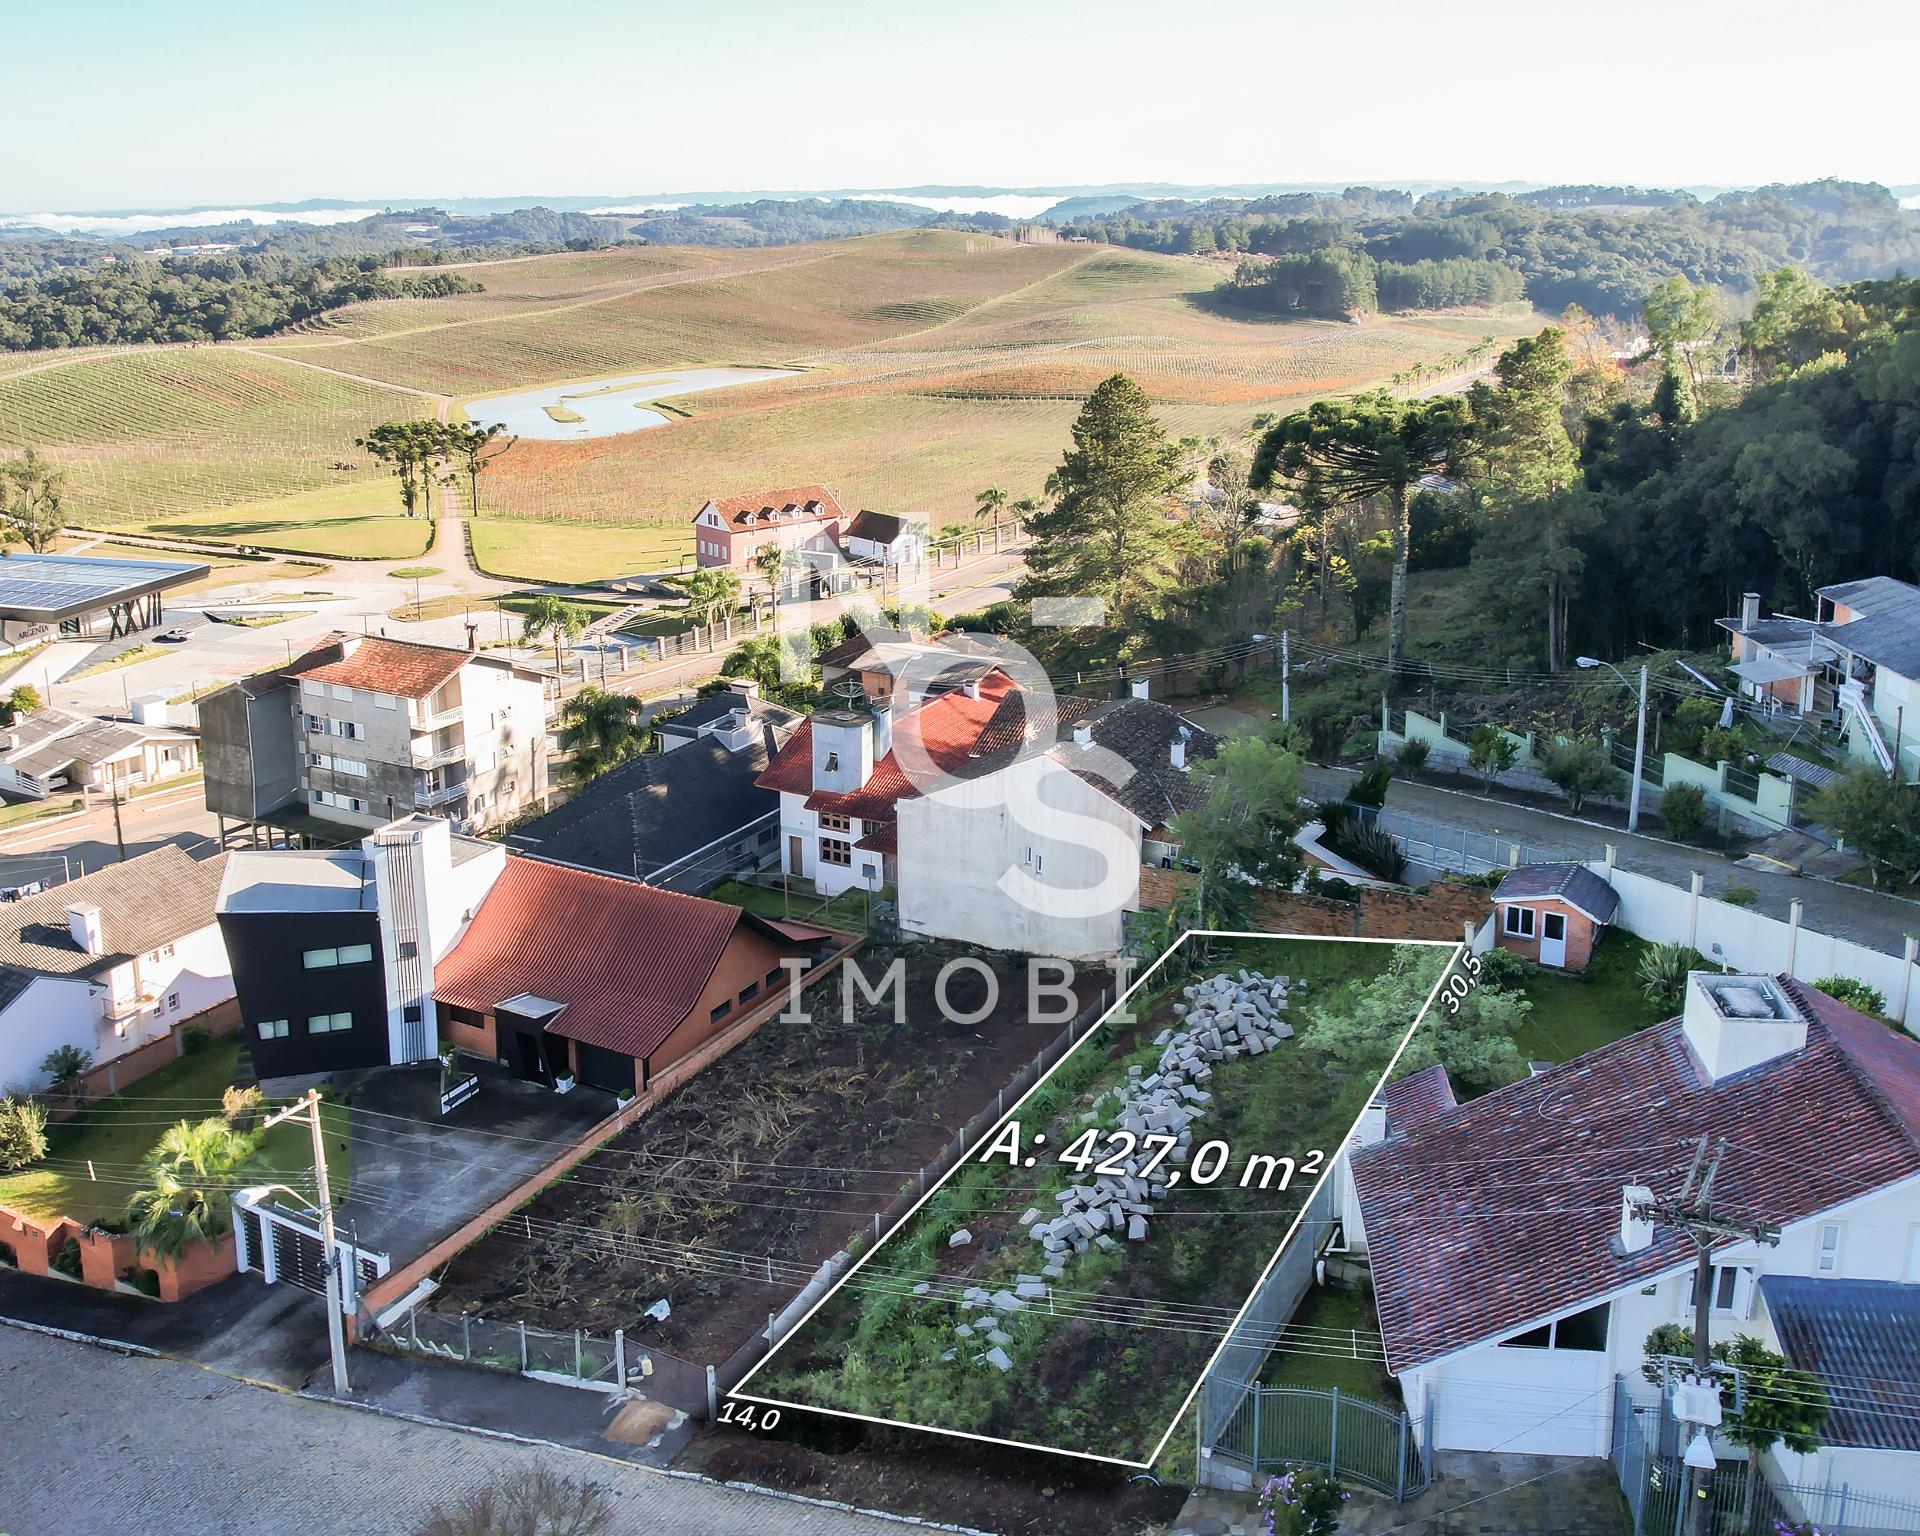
[0,252,482,350]
[1226,249,1524,317]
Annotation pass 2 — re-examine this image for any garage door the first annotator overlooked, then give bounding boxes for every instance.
[1430,1348,1612,1457]
[575,1042,635,1096]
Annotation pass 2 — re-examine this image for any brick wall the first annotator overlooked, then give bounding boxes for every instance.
[1140,867,1491,943]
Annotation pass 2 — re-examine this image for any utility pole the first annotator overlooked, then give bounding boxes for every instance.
[263,1089,351,1395]
[1631,1136,1779,1536]
[110,762,127,862]
[1281,630,1291,725]
[1629,664,1649,834]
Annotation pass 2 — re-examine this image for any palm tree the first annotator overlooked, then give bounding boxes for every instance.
[127,1117,257,1258]
[974,485,1008,529]
[559,687,649,779]
[675,567,741,630]
[518,595,590,676]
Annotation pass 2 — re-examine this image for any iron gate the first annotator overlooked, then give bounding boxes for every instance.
[233,1190,388,1312]
[1205,1381,1429,1500]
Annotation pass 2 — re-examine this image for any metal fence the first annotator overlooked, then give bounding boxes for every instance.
[1613,1377,1920,1536]
[1203,1381,1429,1500]
[1345,801,1592,875]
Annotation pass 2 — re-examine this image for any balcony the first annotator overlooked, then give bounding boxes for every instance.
[410,738,466,769]
[415,776,469,809]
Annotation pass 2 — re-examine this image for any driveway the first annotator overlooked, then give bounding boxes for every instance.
[0,1324,920,1536]
[337,1063,614,1265]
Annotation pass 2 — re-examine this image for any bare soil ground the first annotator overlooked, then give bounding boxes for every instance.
[429,941,1108,1364]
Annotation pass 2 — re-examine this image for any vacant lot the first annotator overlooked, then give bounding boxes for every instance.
[748,935,1451,1465]
[428,941,1110,1364]
[468,516,694,583]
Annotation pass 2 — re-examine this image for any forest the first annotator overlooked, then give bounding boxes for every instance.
[0,252,482,349]
[1072,180,1920,316]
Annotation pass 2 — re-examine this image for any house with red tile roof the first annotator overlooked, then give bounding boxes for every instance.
[692,485,848,594]
[201,633,548,837]
[757,669,1218,957]
[1344,971,1920,1459]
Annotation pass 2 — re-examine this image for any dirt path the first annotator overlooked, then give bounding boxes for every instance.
[228,344,451,416]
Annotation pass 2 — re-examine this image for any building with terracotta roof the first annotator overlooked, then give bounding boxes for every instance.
[200,633,548,836]
[757,667,1217,957]
[1343,971,1920,1459]
[217,813,820,1096]
[691,485,848,593]
[0,844,234,1092]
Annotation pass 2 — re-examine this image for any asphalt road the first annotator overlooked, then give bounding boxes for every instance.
[0,1324,919,1536]
[0,781,222,889]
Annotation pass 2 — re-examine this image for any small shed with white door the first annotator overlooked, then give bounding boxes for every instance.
[1491,863,1619,971]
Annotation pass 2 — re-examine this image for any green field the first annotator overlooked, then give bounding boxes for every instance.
[4,232,1542,579]
[469,516,693,583]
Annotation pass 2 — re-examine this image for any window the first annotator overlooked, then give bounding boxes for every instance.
[766,965,788,988]
[397,940,418,960]
[710,999,733,1024]
[820,837,852,867]
[819,812,851,833]
[303,943,372,969]
[738,979,761,1005]
[308,1012,353,1034]
[1815,1222,1844,1276]
[1685,1264,1754,1318]
[1025,846,1044,874]
[330,757,369,778]
[1497,1302,1608,1352]
[257,1019,289,1040]
[402,1004,423,1025]
[330,684,354,702]
[823,752,840,772]
[167,992,180,1011]
[1504,905,1536,938]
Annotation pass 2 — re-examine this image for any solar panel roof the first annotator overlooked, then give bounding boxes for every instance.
[0,552,210,620]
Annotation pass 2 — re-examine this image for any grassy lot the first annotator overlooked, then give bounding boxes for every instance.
[129,481,433,560]
[470,518,694,583]
[711,877,882,933]
[1260,1282,1401,1404]
[0,795,82,830]
[64,644,169,681]
[0,1035,350,1225]
[1508,932,1664,1064]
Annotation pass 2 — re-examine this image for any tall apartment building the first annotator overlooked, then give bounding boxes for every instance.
[201,634,548,835]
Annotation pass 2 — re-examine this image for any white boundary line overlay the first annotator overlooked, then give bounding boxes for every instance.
[730,927,1465,1469]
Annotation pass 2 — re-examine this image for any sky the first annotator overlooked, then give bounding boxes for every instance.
[3,0,1916,212]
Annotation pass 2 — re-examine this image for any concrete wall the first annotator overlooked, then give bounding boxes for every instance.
[1588,862,1920,1027]
[0,976,97,1091]
[897,754,1140,960]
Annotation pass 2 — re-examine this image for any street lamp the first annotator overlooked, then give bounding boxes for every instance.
[1577,656,1649,833]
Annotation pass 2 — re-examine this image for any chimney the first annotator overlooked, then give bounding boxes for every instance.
[1072,721,1094,747]
[1740,592,1761,631]
[1129,677,1151,701]
[963,679,981,700]
[1617,1185,1655,1255]
[811,710,875,794]
[1170,734,1187,771]
[1681,973,1807,1084]
[130,695,169,727]
[67,903,104,956]
[870,700,894,762]
[337,633,363,656]
[727,677,760,700]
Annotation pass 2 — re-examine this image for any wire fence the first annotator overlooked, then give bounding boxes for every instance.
[1202,1379,1429,1500]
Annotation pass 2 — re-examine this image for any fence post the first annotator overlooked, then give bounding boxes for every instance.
[574,1329,583,1379]
[1252,1386,1262,1479]
[1396,1409,1408,1500]
[462,1313,471,1361]
[519,1321,528,1372]
[1329,1387,1339,1475]
[615,1328,626,1385]
[409,1307,419,1349]
[707,1364,719,1419]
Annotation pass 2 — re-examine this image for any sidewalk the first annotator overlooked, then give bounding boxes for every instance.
[1310,766,1920,956]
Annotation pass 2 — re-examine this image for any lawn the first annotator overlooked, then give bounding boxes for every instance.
[129,481,433,560]
[710,877,884,933]
[1508,932,1664,1064]
[469,517,694,583]
[0,795,82,830]
[1260,1281,1401,1404]
[0,1035,350,1225]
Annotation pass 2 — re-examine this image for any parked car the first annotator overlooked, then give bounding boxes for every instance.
[155,628,189,643]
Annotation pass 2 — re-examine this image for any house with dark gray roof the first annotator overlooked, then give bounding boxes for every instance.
[508,686,801,892]
[1719,577,1920,782]
[0,845,234,1092]
[1491,862,1619,971]
[0,706,200,802]
[1345,972,1920,1460]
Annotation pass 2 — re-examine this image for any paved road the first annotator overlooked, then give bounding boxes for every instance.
[1312,766,1920,956]
[0,782,221,888]
[0,1325,919,1536]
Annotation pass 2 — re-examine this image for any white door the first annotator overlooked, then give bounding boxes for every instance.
[1540,910,1568,967]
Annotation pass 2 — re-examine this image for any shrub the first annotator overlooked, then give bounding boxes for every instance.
[1699,724,1745,764]
[1315,876,1361,902]
[1476,945,1534,990]
[1257,1466,1348,1536]
[1394,737,1430,777]
[416,1468,611,1536]
[0,1096,49,1172]
[1327,819,1408,883]
[1722,883,1759,907]
[181,1026,212,1055]
[1811,976,1887,1017]
[1666,696,1718,758]
[221,1084,264,1132]
[1346,760,1396,808]
[1541,737,1623,814]
[1467,723,1519,789]
[1638,941,1704,1013]
[1659,781,1710,842]
[51,1236,82,1279]
[39,1043,91,1096]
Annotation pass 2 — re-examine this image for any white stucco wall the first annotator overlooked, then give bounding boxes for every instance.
[0,976,99,1091]
[777,794,881,897]
[896,755,1142,960]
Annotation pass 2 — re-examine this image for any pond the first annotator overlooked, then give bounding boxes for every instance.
[459,365,797,441]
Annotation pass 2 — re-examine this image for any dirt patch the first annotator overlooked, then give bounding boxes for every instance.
[684,1421,1185,1536]
[429,942,1108,1364]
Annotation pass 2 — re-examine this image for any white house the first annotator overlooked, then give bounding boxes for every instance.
[1347,972,1920,1461]
[756,666,1217,958]
[1717,576,1920,782]
[0,845,234,1092]
[842,510,927,567]
[0,705,200,801]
